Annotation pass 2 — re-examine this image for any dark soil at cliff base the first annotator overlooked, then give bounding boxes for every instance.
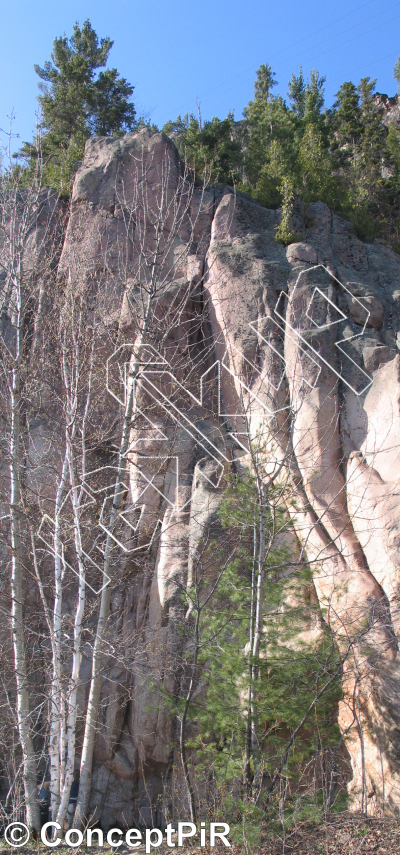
[250,815,400,854]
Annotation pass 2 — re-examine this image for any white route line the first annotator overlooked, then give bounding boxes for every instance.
[38,264,374,593]
[274,263,373,396]
[36,514,111,596]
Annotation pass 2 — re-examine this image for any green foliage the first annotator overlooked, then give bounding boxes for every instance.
[247,60,399,246]
[250,141,287,208]
[89,67,136,136]
[163,112,242,184]
[331,81,362,156]
[243,90,298,192]
[303,70,326,128]
[226,59,399,247]
[178,467,343,827]
[299,125,338,207]
[274,178,301,244]
[328,76,395,241]
[21,19,136,194]
[394,55,400,93]
[387,122,400,178]
[288,68,306,119]
[253,63,278,103]
[17,35,400,243]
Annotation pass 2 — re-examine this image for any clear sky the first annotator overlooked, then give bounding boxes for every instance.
[1,0,399,151]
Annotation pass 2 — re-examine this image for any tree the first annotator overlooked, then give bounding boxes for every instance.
[251,141,288,209]
[298,125,338,207]
[0,119,223,834]
[32,286,102,829]
[163,113,242,185]
[274,177,300,244]
[254,63,278,103]
[243,91,298,195]
[174,426,351,838]
[394,54,400,93]
[0,132,61,835]
[303,70,326,127]
[21,20,136,193]
[327,76,395,240]
[331,82,362,161]
[357,78,387,178]
[89,67,136,136]
[288,68,306,119]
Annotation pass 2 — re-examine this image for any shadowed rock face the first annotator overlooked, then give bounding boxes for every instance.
[18,129,400,825]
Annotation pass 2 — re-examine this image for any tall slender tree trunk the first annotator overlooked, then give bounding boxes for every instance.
[245,513,257,787]
[55,429,86,827]
[249,481,266,793]
[49,453,69,821]
[10,295,41,833]
[179,606,199,823]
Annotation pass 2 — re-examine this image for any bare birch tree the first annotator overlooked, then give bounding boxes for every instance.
[0,135,60,834]
[31,286,99,828]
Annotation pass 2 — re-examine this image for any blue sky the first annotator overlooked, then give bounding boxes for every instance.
[1,0,399,151]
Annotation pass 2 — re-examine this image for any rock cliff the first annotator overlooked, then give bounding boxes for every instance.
[11,128,400,826]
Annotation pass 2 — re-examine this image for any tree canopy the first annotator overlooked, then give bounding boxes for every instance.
[17,26,400,250]
[163,57,400,250]
[22,19,136,193]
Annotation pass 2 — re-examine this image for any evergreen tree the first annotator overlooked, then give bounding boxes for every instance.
[253,140,290,208]
[299,125,338,207]
[178,468,343,831]
[288,68,326,128]
[21,20,136,193]
[90,67,136,136]
[253,63,278,102]
[303,69,326,127]
[358,77,386,171]
[243,69,298,195]
[387,121,400,182]
[394,54,400,93]
[163,113,242,184]
[162,59,400,250]
[288,68,306,118]
[331,82,362,159]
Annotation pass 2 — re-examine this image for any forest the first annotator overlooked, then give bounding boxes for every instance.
[15,20,400,250]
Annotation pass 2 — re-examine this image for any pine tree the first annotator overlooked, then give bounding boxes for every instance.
[358,77,386,171]
[253,63,278,103]
[243,64,298,193]
[303,69,326,127]
[288,68,306,119]
[178,467,343,830]
[163,113,242,184]
[394,54,400,93]
[299,125,338,207]
[89,67,136,136]
[331,82,362,165]
[21,20,136,193]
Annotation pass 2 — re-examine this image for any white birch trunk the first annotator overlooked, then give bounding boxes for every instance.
[49,453,69,820]
[9,271,41,833]
[55,426,86,827]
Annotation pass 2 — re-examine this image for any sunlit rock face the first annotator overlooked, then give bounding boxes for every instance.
[23,129,400,824]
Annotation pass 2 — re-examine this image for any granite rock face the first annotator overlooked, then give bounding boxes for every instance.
[374,92,400,128]
[23,130,400,823]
